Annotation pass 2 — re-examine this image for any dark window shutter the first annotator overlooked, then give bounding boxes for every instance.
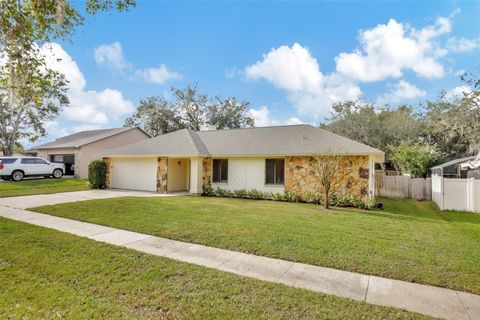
[266,159,275,184]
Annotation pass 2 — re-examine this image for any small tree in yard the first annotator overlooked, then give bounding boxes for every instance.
[313,155,341,209]
[88,160,107,189]
[388,142,442,178]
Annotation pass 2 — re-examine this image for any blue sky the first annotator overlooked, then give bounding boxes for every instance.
[35,0,480,145]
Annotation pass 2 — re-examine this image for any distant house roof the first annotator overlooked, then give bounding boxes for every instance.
[103,125,384,159]
[431,155,476,170]
[29,127,148,150]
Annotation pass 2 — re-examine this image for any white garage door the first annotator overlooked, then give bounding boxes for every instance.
[111,157,157,192]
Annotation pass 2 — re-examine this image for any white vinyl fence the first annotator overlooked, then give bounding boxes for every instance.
[431,174,480,212]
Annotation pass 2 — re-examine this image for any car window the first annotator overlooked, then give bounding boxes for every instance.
[34,158,48,164]
[20,158,36,164]
[0,158,17,164]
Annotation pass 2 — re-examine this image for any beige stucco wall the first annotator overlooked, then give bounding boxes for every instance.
[285,155,371,200]
[77,129,149,178]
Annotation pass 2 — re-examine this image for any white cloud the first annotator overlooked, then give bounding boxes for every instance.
[245,43,361,119]
[93,42,128,71]
[248,106,305,127]
[93,41,181,85]
[335,15,453,82]
[245,43,322,93]
[136,64,182,85]
[444,85,472,101]
[72,124,105,132]
[44,121,71,138]
[447,37,479,53]
[248,106,278,127]
[41,43,134,128]
[376,80,426,105]
[286,117,303,125]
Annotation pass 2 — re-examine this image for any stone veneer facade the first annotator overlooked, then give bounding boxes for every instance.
[157,157,168,193]
[284,155,370,199]
[202,157,212,189]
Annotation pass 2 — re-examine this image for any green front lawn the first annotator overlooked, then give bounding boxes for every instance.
[0,178,90,197]
[0,218,427,319]
[31,196,480,295]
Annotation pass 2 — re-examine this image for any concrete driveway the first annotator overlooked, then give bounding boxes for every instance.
[0,189,185,209]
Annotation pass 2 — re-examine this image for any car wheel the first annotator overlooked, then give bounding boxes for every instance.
[53,169,63,179]
[11,170,24,181]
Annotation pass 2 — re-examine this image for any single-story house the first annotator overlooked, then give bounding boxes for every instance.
[430,155,478,179]
[27,127,150,178]
[102,125,384,199]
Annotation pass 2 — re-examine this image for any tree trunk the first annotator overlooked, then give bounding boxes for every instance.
[324,188,329,209]
[7,142,14,156]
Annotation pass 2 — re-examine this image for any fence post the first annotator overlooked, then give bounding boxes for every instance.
[467,178,474,212]
[406,176,411,198]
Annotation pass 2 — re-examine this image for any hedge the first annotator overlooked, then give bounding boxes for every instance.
[202,186,374,210]
[88,160,107,189]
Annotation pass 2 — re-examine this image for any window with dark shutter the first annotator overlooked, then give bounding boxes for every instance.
[212,159,228,183]
[265,159,285,185]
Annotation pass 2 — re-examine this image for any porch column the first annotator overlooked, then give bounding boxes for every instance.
[157,157,168,193]
[189,158,203,194]
[368,155,375,198]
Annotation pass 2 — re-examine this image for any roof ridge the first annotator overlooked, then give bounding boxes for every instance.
[197,124,310,133]
[185,129,210,155]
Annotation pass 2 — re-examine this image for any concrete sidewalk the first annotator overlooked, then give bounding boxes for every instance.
[1,191,479,320]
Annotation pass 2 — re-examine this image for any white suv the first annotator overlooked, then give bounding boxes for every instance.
[0,156,65,181]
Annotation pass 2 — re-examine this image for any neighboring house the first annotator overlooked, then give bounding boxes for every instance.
[0,152,24,157]
[102,125,384,199]
[431,154,480,213]
[430,155,477,179]
[27,128,150,178]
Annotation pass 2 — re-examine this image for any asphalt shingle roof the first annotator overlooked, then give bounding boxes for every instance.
[29,128,141,150]
[431,155,476,169]
[104,125,384,157]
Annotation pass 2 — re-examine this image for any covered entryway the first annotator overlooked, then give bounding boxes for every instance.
[111,157,157,192]
[167,158,190,192]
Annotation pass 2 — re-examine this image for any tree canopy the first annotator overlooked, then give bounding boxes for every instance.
[323,101,423,153]
[0,0,135,155]
[125,84,254,136]
[322,71,479,177]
